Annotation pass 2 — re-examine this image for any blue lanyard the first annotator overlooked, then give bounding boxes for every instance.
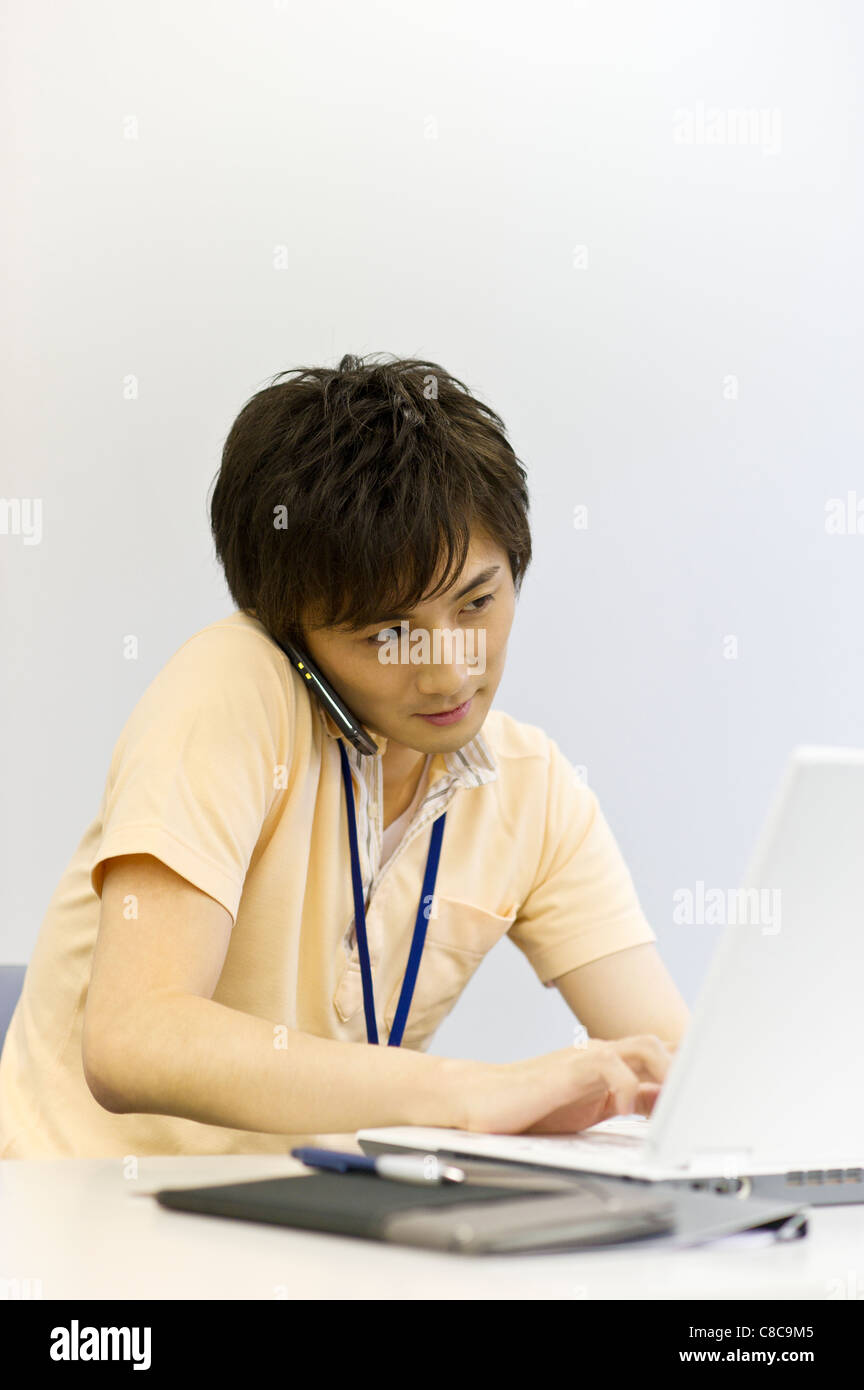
[338,738,446,1046]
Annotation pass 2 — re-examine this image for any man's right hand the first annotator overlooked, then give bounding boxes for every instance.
[460,1036,676,1136]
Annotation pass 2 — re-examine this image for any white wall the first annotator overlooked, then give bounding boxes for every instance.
[3,0,863,1063]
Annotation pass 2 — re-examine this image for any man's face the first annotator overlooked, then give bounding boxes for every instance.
[302,532,516,753]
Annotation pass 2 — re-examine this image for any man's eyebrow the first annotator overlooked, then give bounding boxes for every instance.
[361,564,502,627]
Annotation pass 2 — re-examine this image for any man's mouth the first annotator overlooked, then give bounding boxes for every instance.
[415,697,474,726]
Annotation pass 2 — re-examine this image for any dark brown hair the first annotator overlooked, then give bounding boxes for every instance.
[209,352,532,646]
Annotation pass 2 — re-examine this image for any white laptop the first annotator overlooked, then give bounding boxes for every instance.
[358,747,864,1198]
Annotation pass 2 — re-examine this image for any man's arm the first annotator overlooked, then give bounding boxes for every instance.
[552,942,690,1045]
[82,853,474,1134]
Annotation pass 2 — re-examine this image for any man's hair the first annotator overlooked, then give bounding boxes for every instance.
[209,352,532,646]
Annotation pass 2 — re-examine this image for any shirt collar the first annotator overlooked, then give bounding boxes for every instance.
[316,702,498,787]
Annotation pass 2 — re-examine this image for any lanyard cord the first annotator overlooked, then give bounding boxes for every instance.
[338,738,446,1046]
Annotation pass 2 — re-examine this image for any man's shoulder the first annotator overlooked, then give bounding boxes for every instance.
[473,711,585,837]
[479,707,556,764]
[169,609,286,670]
[127,610,294,728]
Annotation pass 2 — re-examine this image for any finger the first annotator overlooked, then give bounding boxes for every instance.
[611,1035,675,1083]
[633,1082,662,1117]
[592,1050,643,1116]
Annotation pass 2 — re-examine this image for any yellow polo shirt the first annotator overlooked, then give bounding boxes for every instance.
[0,611,656,1158]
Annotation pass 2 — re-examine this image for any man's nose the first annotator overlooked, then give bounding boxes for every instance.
[413,631,472,696]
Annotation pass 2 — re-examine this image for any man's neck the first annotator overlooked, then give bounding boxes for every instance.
[379,742,428,829]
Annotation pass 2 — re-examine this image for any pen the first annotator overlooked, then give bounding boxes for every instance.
[291,1146,466,1185]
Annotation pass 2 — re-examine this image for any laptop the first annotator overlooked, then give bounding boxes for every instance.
[358,746,864,1206]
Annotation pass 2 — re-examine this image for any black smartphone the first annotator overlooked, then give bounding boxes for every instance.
[272,634,380,756]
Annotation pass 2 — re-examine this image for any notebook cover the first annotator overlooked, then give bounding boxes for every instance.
[155,1170,546,1241]
[154,1168,809,1253]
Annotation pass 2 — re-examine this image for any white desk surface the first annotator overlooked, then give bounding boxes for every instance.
[2,1154,861,1300]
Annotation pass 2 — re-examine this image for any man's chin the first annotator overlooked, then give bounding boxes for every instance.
[401,710,487,750]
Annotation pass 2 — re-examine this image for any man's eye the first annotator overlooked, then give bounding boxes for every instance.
[465,593,494,614]
[365,595,494,643]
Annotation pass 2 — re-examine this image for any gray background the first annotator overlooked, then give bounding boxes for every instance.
[2,0,862,1062]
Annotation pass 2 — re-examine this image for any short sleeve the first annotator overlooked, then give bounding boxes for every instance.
[507,737,656,984]
[89,626,291,922]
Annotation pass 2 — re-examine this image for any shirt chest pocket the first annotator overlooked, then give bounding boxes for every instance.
[384,895,517,1046]
[331,895,517,1043]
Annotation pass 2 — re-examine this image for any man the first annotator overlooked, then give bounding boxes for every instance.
[0,353,688,1158]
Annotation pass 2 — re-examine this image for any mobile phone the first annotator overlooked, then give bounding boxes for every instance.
[272,634,380,756]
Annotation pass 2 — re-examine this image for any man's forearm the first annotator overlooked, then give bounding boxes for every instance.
[84,990,477,1135]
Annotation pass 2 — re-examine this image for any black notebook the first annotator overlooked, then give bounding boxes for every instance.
[155,1169,678,1254]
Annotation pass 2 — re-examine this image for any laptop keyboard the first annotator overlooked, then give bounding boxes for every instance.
[553,1123,650,1150]
[528,1116,650,1146]
[463,1116,651,1165]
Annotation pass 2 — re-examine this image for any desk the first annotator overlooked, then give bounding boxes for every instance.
[1,1156,862,1300]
